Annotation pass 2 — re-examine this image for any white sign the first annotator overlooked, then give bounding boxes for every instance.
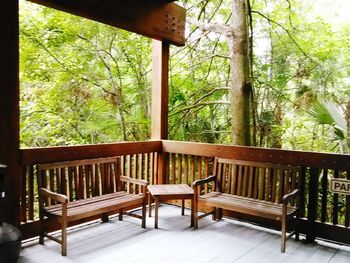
[330,179,350,195]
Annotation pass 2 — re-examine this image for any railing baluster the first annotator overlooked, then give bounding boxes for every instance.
[333,170,339,225]
[171,153,176,184]
[120,155,125,178]
[345,170,350,227]
[190,155,195,186]
[133,154,138,194]
[248,166,254,198]
[145,153,149,182]
[271,169,278,203]
[306,167,319,243]
[204,158,209,193]
[184,154,189,185]
[28,165,34,221]
[150,153,154,184]
[197,156,202,185]
[153,153,159,184]
[253,167,259,199]
[115,158,121,191]
[177,154,182,184]
[227,164,231,192]
[232,164,237,195]
[68,167,74,200]
[20,166,27,223]
[127,155,132,192]
[321,169,328,223]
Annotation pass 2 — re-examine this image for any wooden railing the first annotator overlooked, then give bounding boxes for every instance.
[19,141,162,238]
[18,139,350,245]
[162,140,350,245]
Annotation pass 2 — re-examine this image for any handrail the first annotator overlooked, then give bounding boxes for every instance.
[21,140,162,165]
[162,140,350,170]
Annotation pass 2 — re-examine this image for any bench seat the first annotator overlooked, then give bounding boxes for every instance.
[199,192,298,221]
[43,191,145,221]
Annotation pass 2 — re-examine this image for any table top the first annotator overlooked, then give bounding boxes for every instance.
[147,184,194,196]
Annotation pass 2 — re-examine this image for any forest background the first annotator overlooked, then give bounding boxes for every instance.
[19,0,350,154]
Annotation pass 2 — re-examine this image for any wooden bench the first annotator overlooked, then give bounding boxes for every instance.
[37,157,148,256]
[193,158,301,252]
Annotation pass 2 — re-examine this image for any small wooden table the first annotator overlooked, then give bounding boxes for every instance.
[147,184,194,229]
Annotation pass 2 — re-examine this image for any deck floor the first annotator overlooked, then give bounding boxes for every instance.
[20,204,350,263]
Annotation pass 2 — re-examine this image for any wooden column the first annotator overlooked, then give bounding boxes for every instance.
[151,39,169,140]
[0,0,20,225]
[151,40,169,184]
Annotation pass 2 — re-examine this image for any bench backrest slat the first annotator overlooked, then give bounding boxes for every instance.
[38,157,121,205]
[213,158,301,204]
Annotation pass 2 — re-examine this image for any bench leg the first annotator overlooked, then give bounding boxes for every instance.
[181,199,185,216]
[295,226,300,241]
[281,219,286,252]
[281,207,287,253]
[193,200,198,229]
[295,210,300,241]
[39,210,45,245]
[61,218,68,256]
[119,210,123,221]
[191,197,194,227]
[101,214,109,223]
[142,201,146,228]
[215,208,222,220]
[148,192,152,217]
[155,197,159,229]
[212,208,216,220]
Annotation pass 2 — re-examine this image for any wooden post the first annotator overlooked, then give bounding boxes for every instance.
[151,39,169,140]
[151,40,169,184]
[0,0,20,226]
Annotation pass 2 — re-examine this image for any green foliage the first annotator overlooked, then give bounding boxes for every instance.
[19,0,350,154]
[20,1,151,147]
[306,100,349,153]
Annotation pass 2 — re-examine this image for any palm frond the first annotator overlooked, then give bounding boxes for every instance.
[306,99,347,143]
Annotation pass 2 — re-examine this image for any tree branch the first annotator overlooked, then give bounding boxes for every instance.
[251,10,319,66]
[187,17,232,36]
[170,101,230,116]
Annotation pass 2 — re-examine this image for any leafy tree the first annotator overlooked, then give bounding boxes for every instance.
[20,1,152,147]
[19,0,350,154]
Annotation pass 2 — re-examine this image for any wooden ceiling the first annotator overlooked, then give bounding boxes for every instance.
[27,0,186,46]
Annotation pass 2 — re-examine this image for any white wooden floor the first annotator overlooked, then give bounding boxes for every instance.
[20,204,350,263]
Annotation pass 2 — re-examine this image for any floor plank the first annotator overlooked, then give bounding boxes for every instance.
[19,204,350,263]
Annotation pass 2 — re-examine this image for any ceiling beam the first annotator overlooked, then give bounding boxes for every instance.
[27,0,186,46]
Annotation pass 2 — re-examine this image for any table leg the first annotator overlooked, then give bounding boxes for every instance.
[155,197,159,229]
[181,199,185,216]
[148,192,152,217]
[191,197,194,227]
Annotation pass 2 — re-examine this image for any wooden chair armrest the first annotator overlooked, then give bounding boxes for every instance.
[193,175,216,188]
[282,189,300,204]
[120,176,148,186]
[39,188,68,204]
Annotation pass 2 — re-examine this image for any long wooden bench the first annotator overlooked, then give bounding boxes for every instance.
[193,158,302,252]
[37,157,148,256]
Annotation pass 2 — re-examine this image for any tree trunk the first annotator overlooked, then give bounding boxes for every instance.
[229,0,252,145]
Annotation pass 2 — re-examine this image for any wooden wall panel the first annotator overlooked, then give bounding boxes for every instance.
[0,0,20,225]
